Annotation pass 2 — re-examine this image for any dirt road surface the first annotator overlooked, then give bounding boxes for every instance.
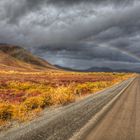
[78,76,140,140]
[0,77,135,140]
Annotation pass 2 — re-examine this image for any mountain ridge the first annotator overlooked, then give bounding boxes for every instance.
[55,65,137,73]
[0,44,57,71]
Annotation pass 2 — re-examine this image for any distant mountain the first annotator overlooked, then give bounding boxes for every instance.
[54,65,77,71]
[0,44,57,71]
[87,67,139,73]
[55,65,138,73]
[55,65,113,72]
[86,67,114,72]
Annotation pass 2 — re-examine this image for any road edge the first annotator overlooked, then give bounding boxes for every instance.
[70,77,135,140]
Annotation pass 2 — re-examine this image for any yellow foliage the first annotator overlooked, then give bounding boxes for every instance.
[0,103,13,120]
[12,105,28,121]
[8,81,37,91]
[49,86,75,105]
[0,71,135,126]
[13,105,42,122]
[23,96,46,110]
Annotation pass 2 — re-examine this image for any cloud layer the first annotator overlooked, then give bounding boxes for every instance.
[0,0,140,70]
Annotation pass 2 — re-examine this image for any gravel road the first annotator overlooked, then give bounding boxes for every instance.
[0,77,134,140]
[79,76,139,140]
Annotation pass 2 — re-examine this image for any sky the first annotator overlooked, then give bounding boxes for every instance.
[0,0,140,70]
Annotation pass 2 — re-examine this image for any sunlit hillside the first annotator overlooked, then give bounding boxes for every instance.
[0,44,57,71]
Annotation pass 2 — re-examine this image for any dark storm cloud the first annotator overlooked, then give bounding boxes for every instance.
[19,3,140,45]
[35,43,140,63]
[0,0,140,70]
[26,4,140,46]
[87,25,140,43]
[47,0,133,6]
[1,0,135,23]
[71,4,140,41]
[2,0,45,23]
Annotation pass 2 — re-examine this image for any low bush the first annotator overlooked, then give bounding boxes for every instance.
[51,86,75,105]
[23,96,46,110]
[0,103,13,120]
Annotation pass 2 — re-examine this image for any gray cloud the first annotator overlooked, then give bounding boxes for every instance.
[0,0,140,70]
[0,0,48,23]
[36,43,140,64]
[0,0,135,23]
[47,0,134,6]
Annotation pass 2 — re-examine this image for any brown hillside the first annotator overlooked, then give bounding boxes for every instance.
[0,44,57,71]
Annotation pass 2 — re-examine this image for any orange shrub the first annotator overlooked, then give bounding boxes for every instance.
[23,96,46,110]
[48,86,75,105]
[0,103,13,120]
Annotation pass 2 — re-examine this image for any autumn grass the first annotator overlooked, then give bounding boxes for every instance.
[0,71,135,127]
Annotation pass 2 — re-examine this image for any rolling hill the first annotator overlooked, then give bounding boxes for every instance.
[0,44,57,71]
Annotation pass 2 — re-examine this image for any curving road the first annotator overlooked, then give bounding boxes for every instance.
[0,77,136,140]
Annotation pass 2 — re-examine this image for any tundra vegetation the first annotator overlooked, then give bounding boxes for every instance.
[0,71,134,129]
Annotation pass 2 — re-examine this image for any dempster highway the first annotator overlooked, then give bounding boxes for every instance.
[0,76,138,140]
